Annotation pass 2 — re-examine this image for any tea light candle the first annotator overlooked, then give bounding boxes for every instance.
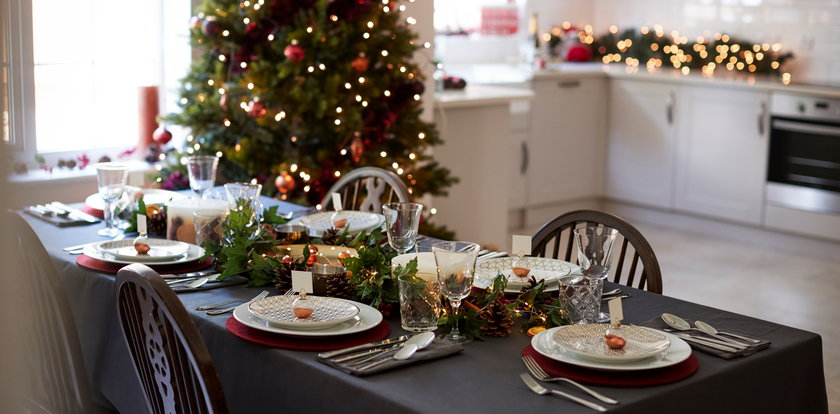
[167,199,228,244]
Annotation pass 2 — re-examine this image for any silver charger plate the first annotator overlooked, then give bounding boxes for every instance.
[233,299,382,337]
[248,295,361,331]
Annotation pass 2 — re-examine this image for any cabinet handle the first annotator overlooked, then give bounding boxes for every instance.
[758,101,767,136]
[521,141,529,174]
[666,91,675,125]
[557,81,581,88]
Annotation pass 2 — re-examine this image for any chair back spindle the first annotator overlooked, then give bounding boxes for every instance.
[320,167,410,213]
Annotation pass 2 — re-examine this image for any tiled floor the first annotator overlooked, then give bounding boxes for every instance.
[512,217,840,411]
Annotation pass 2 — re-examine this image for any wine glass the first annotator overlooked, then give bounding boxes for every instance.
[95,163,129,237]
[433,241,480,344]
[382,202,424,254]
[573,225,618,322]
[224,182,262,226]
[185,155,219,199]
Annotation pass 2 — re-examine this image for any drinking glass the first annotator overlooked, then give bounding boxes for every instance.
[398,273,441,332]
[573,225,618,322]
[194,210,228,247]
[225,182,262,225]
[433,241,480,344]
[95,163,129,237]
[382,202,424,254]
[557,275,604,323]
[185,155,219,199]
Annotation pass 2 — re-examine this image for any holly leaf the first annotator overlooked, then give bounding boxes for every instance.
[262,205,289,225]
[392,257,418,280]
[438,307,486,341]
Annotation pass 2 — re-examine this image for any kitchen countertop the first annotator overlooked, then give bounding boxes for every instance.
[434,84,533,109]
[439,62,840,100]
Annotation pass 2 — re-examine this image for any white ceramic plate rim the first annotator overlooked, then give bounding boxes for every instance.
[98,239,191,262]
[248,296,361,330]
[289,211,385,236]
[531,326,692,371]
[83,243,204,265]
[85,188,185,210]
[550,324,671,362]
[233,299,383,337]
[474,258,581,293]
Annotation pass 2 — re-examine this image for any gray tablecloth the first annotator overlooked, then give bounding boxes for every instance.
[21,200,829,414]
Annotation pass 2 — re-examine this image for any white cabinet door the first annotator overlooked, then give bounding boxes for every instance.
[605,79,677,209]
[527,77,607,206]
[674,86,769,225]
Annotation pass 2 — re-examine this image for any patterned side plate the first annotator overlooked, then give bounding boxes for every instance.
[290,211,384,236]
[476,257,573,289]
[551,324,671,363]
[96,239,191,262]
[249,295,361,331]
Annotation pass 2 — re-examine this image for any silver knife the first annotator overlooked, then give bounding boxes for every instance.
[317,335,409,359]
[50,201,100,223]
[673,333,740,353]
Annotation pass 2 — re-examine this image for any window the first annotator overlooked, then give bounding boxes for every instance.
[1,0,12,145]
[5,0,191,166]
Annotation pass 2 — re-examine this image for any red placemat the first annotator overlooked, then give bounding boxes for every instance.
[76,254,213,275]
[82,205,104,219]
[522,345,698,387]
[226,316,391,351]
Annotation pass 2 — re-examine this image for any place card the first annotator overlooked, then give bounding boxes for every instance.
[137,214,147,235]
[332,192,343,211]
[608,297,624,326]
[511,235,531,256]
[292,270,314,294]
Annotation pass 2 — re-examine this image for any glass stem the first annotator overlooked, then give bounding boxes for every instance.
[450,300,462,337]
[103,200,113,231]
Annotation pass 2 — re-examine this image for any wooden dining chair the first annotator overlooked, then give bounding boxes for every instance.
[319,166,410,213]
[13,214,94,414]
[531,210,663,294]
[115,264,229,414]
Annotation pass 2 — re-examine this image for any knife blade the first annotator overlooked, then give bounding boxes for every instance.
[673,333,740,353]
[317,335,410,359]
[50,201,100,223]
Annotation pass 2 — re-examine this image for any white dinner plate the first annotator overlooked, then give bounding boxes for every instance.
[83,242,204,266]
[289,211,385,236]
[86,188,185,211]
[475,257,579,292]
[233,298,383,337]
[550,324,671,363]
[531,326,692,371]
[96,239,190,262]
[248,295,360,331]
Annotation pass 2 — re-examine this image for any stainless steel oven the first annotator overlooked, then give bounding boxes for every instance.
[767,93,840,214]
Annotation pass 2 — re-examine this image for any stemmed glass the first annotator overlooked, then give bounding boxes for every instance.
[185,155,219,199]
[573,225,618,322]
[382,202,424,254]
[95,163,129,237]
[433,241,480,344]
[225,182,262,226]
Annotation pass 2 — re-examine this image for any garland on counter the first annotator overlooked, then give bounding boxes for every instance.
[202,206,577,339]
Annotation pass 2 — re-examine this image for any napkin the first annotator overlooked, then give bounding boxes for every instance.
[171,275,248,293]
[641,318,771,360]
[317,339,463,376]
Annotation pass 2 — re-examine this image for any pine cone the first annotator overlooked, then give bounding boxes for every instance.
[272,262,293,292]
[479,296,514,337]
[147,207,167,237]
[323,272,356,300]
[320,227,340,245]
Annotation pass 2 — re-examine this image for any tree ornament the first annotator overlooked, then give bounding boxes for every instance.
[566,43,592,62]
[202,18,221,37]
[351,55,369,72]
[190,15,203,30]
[248,100,267,118]
[219,94,229,110]
[153,126,173,145]
[274,171,296,194]
[350,134,364,163]
[284,44,305,62]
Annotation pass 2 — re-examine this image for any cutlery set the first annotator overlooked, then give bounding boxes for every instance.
[660,313,763,350]
[201,290,272,315]
[317,331,436,372]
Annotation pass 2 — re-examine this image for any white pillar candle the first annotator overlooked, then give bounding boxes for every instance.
[392,252,438,281]
[166,199,228,244]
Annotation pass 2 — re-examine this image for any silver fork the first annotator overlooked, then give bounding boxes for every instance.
[522,355,618,405]
[520,373,607,412]
[205,290,270,315]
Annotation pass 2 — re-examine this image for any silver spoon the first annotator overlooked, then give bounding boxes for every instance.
[661,313,748,348]
[358,331,435,370]
[695,320,761,344]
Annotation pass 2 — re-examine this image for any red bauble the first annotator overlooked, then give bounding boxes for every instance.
[284,44,305,62]
[274,171,296,194]
[248,100,266,118]
[152,126,172,145]
[351,55,369,72]
[202,19,221,37]
[350,134,364,163]
[565,44,592,62]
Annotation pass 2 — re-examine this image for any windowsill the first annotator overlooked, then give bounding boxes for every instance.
[8,159,153,185]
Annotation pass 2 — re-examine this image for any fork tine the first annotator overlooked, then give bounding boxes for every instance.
[284,289,294,296]
[524,355,550,379]
[521,355,547,380]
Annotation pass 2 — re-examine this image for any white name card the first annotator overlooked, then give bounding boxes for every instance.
[291,271,314,294]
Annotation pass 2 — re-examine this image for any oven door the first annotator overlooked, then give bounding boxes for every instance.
[767,117,840,214]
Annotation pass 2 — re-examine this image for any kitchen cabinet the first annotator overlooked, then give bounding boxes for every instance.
[606,79,678,209]
[674,86,769,225]
[527,77,606,206]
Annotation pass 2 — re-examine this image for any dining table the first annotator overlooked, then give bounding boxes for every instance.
[19,196,829,414]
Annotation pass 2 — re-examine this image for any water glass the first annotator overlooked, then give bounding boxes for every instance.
[383,202,424,254]
[573,225,618,321]
[433,241,480,343]
[557,275,604,324]
[95,163,129,237]
[194,210,228,247]
[397,273,441,332]
[185,155,219,199]
[225,182,262,225]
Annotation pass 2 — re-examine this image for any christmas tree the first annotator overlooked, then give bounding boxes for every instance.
[166,0,456,209]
